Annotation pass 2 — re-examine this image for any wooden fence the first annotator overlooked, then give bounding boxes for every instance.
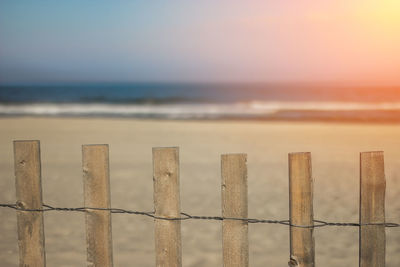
[12,140,387,267]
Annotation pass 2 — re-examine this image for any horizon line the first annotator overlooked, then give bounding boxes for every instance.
[1,80,400,87]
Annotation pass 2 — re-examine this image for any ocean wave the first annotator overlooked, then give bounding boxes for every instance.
[0,103,269,119]
[1,102,400,120]
[248,101,400,111]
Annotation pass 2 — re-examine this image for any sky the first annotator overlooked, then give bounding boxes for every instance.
[0,0,399,84]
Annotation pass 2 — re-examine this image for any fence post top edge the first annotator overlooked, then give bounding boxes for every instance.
[288,152,311,156]
[13,140,40,144]
[82,144,109,148]
[152,147,179,151]
[360,151,384,155]
[221,153,247,157]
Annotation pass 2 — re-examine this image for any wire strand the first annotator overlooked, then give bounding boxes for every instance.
[1,203,398,228]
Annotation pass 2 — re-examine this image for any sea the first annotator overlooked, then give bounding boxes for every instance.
[1,83,400,122]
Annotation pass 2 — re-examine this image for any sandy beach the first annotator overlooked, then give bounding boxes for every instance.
[0,117,399,267]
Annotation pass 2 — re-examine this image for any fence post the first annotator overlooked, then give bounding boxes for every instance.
[14,140,46,267]
[82,144,113,267]
[153,147,182,267]
[288,152,314,267]
[360,151,385,267]
[221,154,249,267]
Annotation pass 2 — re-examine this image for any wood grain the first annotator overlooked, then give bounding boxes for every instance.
[289,152,314,267]
[14,140,46,267]
[360,151,385,267]
[221,154,248,267]
[83,144,113,267]
[153,147,182,267]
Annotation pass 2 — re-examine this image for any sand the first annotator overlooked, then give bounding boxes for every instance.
[0,117,399,267]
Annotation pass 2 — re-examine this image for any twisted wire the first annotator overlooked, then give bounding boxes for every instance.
[1,203,398,228]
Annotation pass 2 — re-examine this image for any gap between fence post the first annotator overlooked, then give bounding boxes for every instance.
[153,147,182,267]
[288,152,314,267]
[14,140,46,267]
[221,153,249,267]
[82,144,113,267]
[360,151,385,267]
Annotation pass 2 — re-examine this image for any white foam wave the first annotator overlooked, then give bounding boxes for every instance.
[1,101,400,119]
[249,101,400,111]
[0,103,270,119]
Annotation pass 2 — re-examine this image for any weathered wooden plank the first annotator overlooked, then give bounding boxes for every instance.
[360,151,385,267]
[221,154,248,267]
[83,144,113,267]
[153,147,182,267]
[288,152,314,267]
[14,140,46,267]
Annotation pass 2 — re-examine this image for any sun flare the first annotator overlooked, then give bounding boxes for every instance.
[356,0,400,29]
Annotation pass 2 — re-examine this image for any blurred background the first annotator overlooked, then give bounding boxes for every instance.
[1,0,400,121]
[1,1,400,267]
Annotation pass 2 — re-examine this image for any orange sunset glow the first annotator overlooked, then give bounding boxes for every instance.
[1,2,400,267]
[1,1,399,84]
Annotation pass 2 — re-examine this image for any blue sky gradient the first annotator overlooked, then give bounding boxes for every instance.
[1,1,399,84]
